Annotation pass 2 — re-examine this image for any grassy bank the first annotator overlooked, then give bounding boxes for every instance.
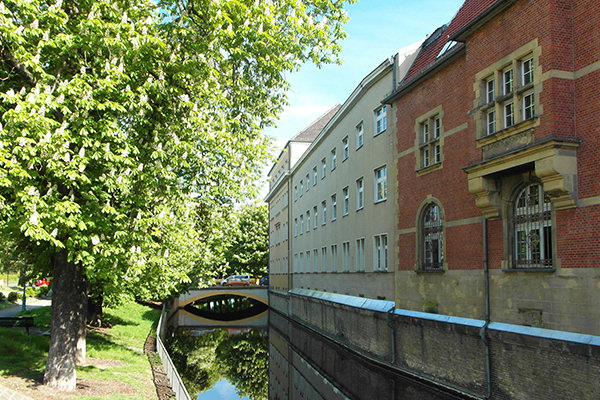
[0,302,161,399]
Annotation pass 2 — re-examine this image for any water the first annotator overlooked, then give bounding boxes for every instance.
[167,296,466,400]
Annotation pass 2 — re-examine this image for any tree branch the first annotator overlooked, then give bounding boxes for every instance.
[0,46,37,87]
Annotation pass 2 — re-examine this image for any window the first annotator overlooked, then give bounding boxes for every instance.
[331,148,337,170]
[513,183,552,268]
[373,234,388,271]
[421,203,443,270]
[419,114,442,168]
[342,186,349,215]
[522,57,533,86]
[313,249,319,272]
[305,174,310,192]
[356,178,364,210]
[313,206,318,229]
[504,101,514,128]
[321,247,327,272]
[331,244,338,272]
[475,49,538,139]
[321,158,326,179]
[306,211,310,233]
[299,180,304,197]
[356,238,365,272]
[294,186,298,201]
[331,194,337,221]
[312,167,318,186]
[375,106,387,135]
[523,92,535,120]
[294,218,298,237]
[299,215,304,235]
[374,166,387,202]
[486,77,495,103]
[321,201,327,225]
[342,241,350,272]
[294,254,298,273]
[342,136,349,160]
[356,122,364,149]
[299,252,304,273]
[306,251,311,273]
[503,67,513,95]
[486,109,496,136]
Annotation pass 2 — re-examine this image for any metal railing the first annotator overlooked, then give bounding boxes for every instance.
[156,304,191,400]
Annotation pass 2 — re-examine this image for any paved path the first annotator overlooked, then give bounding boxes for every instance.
[0,298,51,317]
[0,383,35,400]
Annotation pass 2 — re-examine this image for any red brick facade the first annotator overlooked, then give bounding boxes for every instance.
[389,0,600,334]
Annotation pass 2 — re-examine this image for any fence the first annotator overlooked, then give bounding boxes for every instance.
[156,304,191,400]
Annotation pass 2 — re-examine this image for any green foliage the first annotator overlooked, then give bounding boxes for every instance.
[0,0,353,307]
[24,286,39,298]
[7,291,18,302]
[18,305,51,328]
[0,291,5,302]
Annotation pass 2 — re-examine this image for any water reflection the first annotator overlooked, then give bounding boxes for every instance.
[166,326,268,399]
[270,311,466,400]
[184,294,269,322]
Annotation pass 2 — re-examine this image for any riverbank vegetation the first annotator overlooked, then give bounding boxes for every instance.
[0,301,161,399]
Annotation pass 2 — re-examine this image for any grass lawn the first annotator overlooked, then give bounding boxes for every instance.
[0,301,162,400]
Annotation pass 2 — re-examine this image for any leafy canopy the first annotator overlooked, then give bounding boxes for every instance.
[0,0,352,302]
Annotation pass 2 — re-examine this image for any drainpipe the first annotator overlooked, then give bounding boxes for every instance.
[481,218,492,399]
[387,305,396,365]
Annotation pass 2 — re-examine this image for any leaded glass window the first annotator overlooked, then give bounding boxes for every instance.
[513,183,552,268]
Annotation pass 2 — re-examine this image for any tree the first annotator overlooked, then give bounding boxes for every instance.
[222,202,269,279]
[0,0,352,390]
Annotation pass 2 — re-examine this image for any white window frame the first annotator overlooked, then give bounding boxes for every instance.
[306,211,310,233]
[305,174,310,192]
[321,247,327,273]
[331,244,338,272]
[374,166,387,203]
[375,106,387,135]
[342,136,349,160]
[331,194,337,221]
[342,241,350,272]
[503,66,514,95]
[356,178,364,210]
[342,186,349,215]
[299,215,304,235]
[321,158,326,179]
[356,122,364,149]
[313,206,318,229]
[356,238,365,272]
[312,167,318,186]
[373,234,388,271]
[321,201,327,225]
[331,148,337,171]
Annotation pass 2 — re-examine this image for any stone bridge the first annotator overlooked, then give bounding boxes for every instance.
[172,286,269,327]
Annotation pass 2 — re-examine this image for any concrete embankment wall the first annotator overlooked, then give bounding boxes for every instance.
[270,289,600,400]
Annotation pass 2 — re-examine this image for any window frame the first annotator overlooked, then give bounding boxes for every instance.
[374,166,387,203]
[331,148,337,171]
[374,106,387,135]
[418,202,445,271]
[331,194,337,221]
[356,177,364,210]
[342,186,350,215]
[373,234,388,271]
[342,136,349,161]
[356,121,364,149]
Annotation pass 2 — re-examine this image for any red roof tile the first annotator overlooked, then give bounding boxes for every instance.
[402,0,502,83]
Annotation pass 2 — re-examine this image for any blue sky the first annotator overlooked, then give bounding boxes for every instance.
[262,0,466,148]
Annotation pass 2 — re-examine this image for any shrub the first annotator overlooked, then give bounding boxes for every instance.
[7,291,19,303]
[25,287,40,298]
[37,285,50,297]
[0,292,5,302]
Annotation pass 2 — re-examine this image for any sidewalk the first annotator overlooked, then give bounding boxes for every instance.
[0,298,51,318]
[0,383,35,400]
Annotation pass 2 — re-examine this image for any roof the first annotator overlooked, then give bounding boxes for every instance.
[290,104,341,142]
[402,0,503,83]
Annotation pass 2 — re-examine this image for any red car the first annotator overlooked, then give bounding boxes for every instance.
[225,277,250,287]
[34,278,50,287]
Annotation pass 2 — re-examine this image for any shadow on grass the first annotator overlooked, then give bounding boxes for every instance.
[0,328,49,377]
[102,313,137,327]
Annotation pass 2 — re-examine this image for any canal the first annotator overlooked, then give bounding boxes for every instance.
[165,294,469,400]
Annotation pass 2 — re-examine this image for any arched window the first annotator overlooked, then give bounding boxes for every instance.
[513,183,552,268]
[422,203,444,270]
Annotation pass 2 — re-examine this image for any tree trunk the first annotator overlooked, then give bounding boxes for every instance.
[43,249,88,391]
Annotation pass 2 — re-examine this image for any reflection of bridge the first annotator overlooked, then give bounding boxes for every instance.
[173,286,269,327]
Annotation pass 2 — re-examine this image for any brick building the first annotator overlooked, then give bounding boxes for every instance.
[385,0,600,335]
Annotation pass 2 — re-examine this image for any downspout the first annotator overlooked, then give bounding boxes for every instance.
[480,218,492,399]
[387,305,396,365]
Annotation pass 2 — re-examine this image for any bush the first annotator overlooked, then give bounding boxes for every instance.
[7,291,19,303]
[37,285,50,297]
[0,292,5,302]
[25,286,40,298]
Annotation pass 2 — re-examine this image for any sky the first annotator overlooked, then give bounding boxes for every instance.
[262,0,466,150]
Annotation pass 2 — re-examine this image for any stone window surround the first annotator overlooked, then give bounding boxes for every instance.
[415,196,447,273]
[472,39,542,145]
[414,105,445,175]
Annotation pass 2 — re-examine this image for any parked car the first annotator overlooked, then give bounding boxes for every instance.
[259,276,269,286]
[220,275,250,286]
[224,277,250,287]
[34,278,50,287]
